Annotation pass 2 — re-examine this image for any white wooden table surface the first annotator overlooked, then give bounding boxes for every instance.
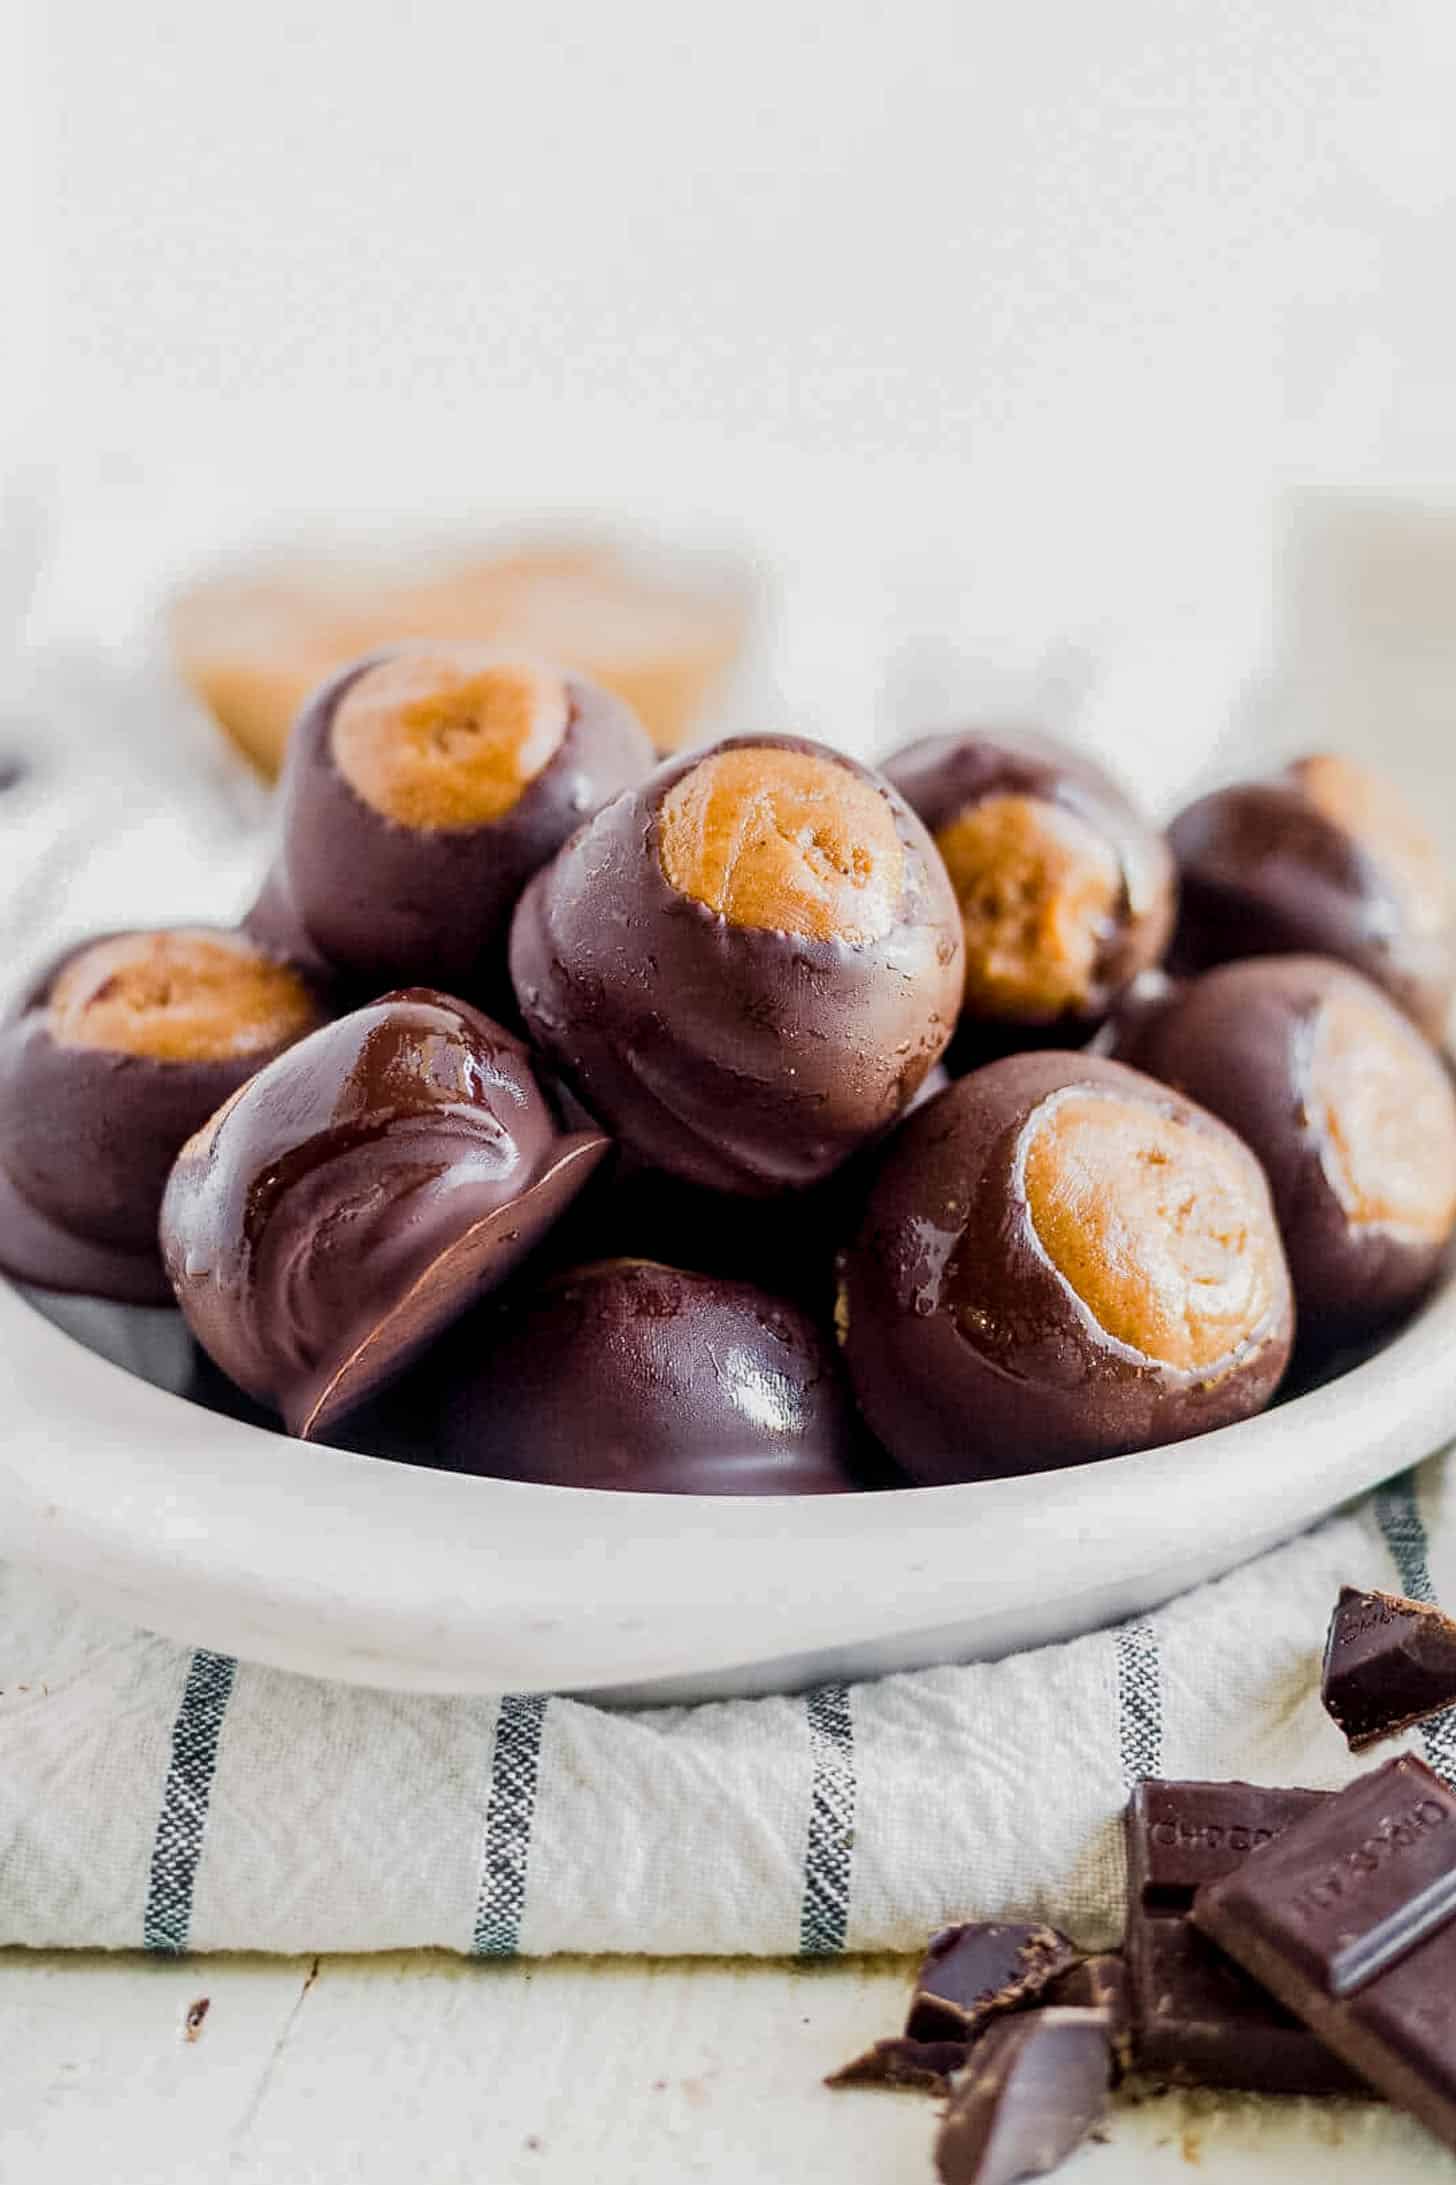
[4,1948,1454,2184]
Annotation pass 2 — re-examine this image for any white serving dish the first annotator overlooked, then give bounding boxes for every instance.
[2,1269,1453,1706]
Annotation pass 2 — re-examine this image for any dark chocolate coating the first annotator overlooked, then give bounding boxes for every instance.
[906,1923,1083,2044]
[884,726,1175,1030]
[1169,764,1455,1036]
[160,989,608,1438]
[1117,955,1456,1342]
[509,734,963,1195]
[242,860,348,993]
[933,2010,1110,2185]
[838,1051,1294,1485]
[537,1060,955,1316]
[259,651,654,996]
[1088,967,1182,1059]
[438,1259,868,1493]
[1193,1757,1456,2136]
[1321,1586,1456,1753]
[0,931,323,1306]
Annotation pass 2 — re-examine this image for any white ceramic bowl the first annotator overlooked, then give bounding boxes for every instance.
[2,1270,1454,1705]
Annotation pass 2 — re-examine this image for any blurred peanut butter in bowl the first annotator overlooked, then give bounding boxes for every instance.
[168,537,753,774]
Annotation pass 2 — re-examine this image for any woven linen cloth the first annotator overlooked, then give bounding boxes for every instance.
[2,631,1454,1958]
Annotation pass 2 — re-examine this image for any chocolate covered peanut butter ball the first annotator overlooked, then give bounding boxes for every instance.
[838,1052,1293,1483]
[509,735,964,1194]
[0,926,323,1303]
[884,728,1175,1037]
[1117,955,1456,1343]
[250,643,655,995]
[1169,753,1455,1037]
[161,988,608,1437]
[440,1259,869,1493]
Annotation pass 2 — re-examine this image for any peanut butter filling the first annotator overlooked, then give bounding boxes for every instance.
[935,793,1122,1020]
[49,931,319,1065]
[1306,988,1456,1242]
[331,646,569,829]
[1022,1091,1282,1371]
[658,747,903,944]
[1295,753,1452,939]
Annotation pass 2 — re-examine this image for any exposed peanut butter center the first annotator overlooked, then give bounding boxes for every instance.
[48,931,319,1065]
[1022,1091,1281,1371]
[331,646,569,829]
[658,747,903,944]
[935,793,1122,1020]
[1295,754,1452,939]
[1306,988,1456,1242]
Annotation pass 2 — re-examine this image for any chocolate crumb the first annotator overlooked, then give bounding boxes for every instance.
[827,2036,969,2095]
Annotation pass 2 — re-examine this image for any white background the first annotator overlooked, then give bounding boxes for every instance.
[5,1,1456,769]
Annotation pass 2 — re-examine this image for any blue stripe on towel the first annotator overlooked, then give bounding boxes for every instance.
[143,1648,237,1954]
[1115,1619,1162,1787]
[1375,1471,1456,1784]
[473,1693,549,1956]
[799,1682,855,1956]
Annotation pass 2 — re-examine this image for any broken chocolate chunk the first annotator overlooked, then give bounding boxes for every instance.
[907,1922,1083,2045]
[825,2036,968,2095]
[1128,1898,1367,2097]
[1194,1755,1456,2145]
[1044,1954,1132,2081]
[1125,1778,1369,2095]
[1127,1776,1331,1907]
[933,2010,1110,2185]
[1321,1586,1456,1752]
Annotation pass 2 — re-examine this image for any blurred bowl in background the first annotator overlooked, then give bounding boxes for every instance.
[167,531,758,772]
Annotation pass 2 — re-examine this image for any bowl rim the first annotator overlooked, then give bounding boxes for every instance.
[3,1267,1454,1698]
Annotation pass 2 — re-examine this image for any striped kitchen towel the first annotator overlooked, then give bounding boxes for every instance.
[2,1461,1455,1956]
[3,579,1456,1959]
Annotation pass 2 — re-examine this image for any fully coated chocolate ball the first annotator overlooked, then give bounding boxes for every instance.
[250,643,655,996]
[538,1061,954,1313]
[838,1052,1293,1484]
[1116,956,1456,1344]
[1169,753,1455,1037]
[0,927,323,1303]
[509,735,964,1194]
[161,988,608,1437]
[439,1259,870,1492]
[884,728,1175,1035]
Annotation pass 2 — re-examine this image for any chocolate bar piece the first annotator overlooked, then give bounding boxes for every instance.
[907,1923,1083,2044]
[1128,1777,1331,1905]
[1194,1755,1456,2149]
[933,2010,1110,2185]
[1044,1954,1133,2081]
[1322,1587,1456,1752]
[825,2037,968,2095]
[1125,1778,1369,2095]
[1129,1903,1367,2097]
